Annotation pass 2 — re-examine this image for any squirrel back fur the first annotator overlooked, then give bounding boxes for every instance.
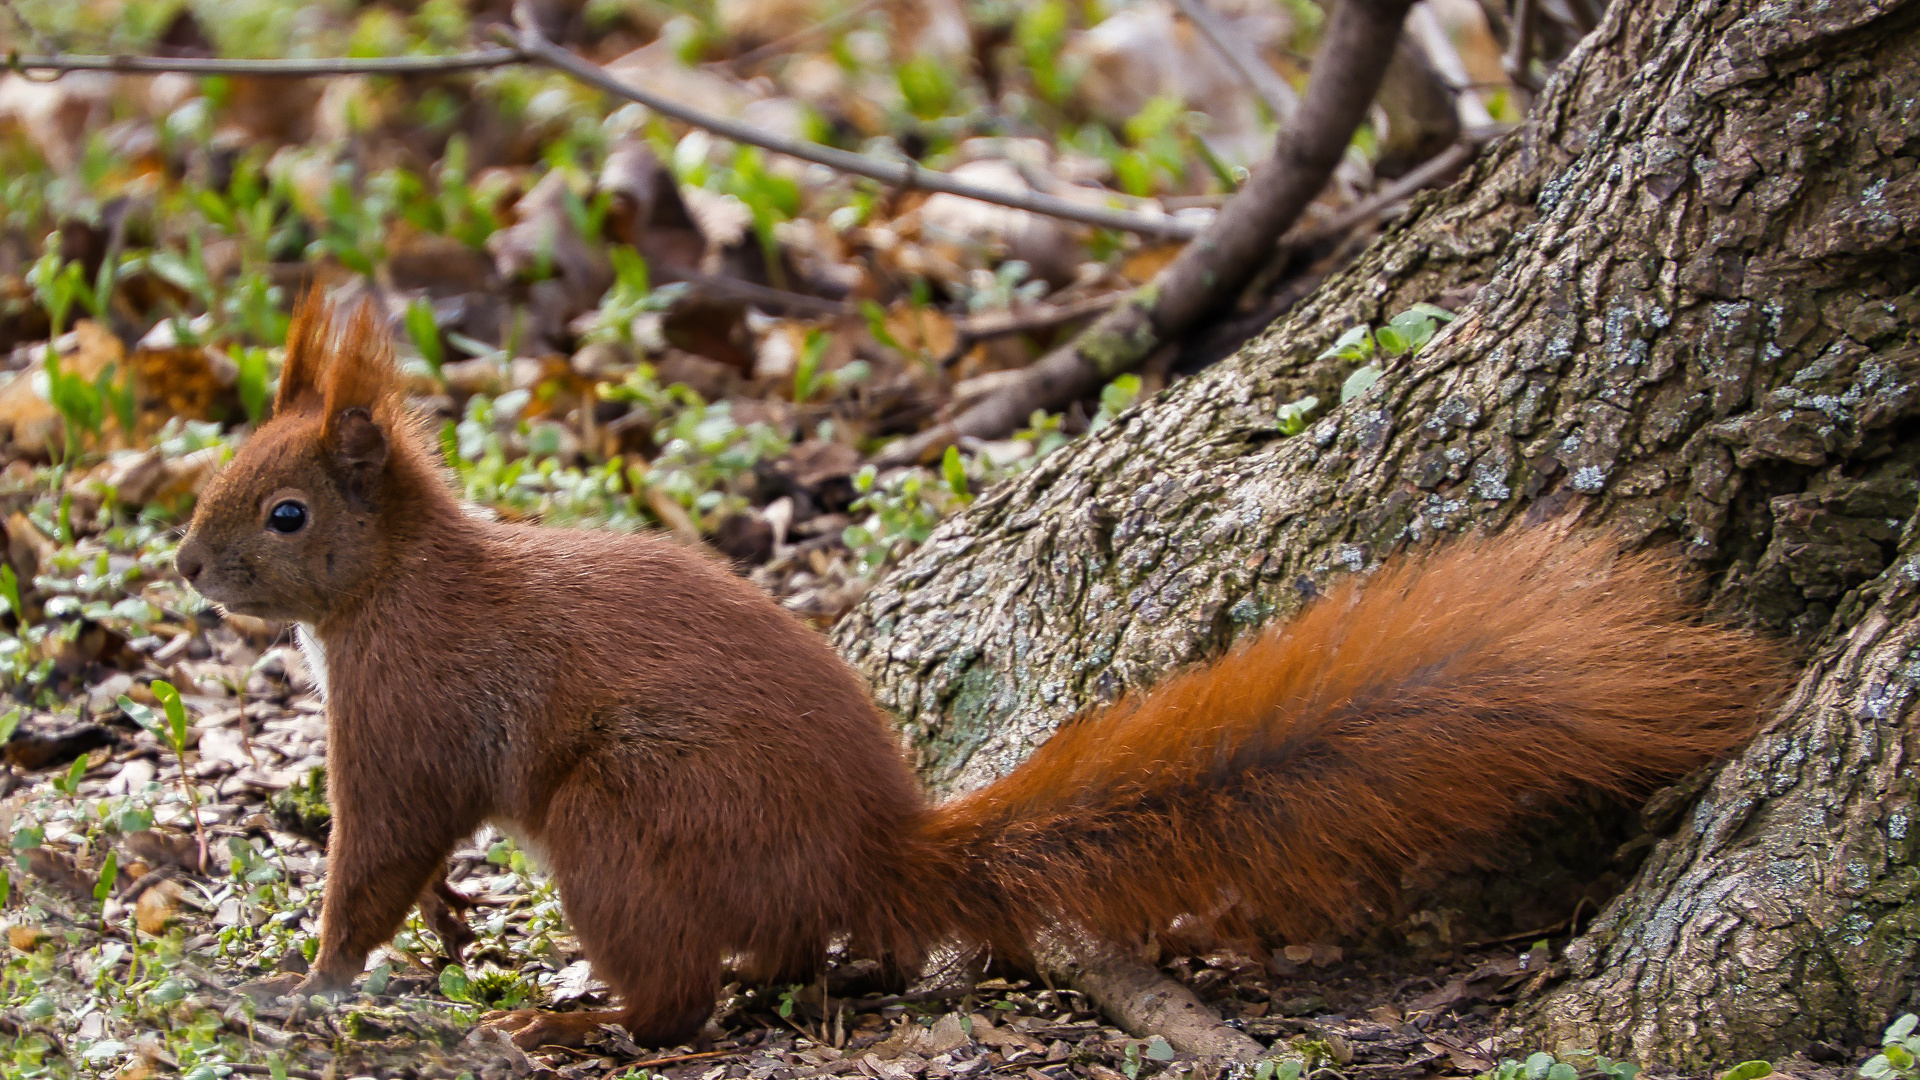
[176,294,1782,1048]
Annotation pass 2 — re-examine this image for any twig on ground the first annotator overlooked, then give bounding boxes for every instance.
[5,47,525,76]
[501,5,1201,240]
[1170,0,1300,121]
[938,293,1125,367]
[877,0,1422,466]
[848,986,982,1012]
[664,272,851,317]
[626,1049,742,1068]
[1029,929,1264,1061]
[223,1064,327,1080]
[1287,136,1485,248]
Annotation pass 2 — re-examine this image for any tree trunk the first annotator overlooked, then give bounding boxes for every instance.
[833,0,1920,1062]
[1532,522,1920,1060]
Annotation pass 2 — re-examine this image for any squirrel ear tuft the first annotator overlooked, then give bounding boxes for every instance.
[319,302,402,512]
[321,300,403,419]
[275,289,332,415]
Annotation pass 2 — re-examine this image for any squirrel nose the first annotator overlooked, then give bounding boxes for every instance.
[176,544,204,584]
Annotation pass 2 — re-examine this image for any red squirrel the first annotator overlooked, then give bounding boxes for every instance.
[175,294,1781,1049]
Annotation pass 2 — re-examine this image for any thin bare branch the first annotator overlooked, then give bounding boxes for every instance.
[1504,0,1543,92]
[9,17,1203,240]
[878,0,1422,466]
[664,271,851,317]
[938,293,1124,366]
[1288,135,1485,248]
[951,293,1123,341]
[1169,0,1300,121]
[1406,1,1494,126]
[716,0,884,74]
[502,9,1202,241]
[1031,930,1265,1061]
[6,47,525,76]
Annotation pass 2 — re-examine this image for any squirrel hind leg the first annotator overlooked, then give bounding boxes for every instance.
[541,793,727,1047]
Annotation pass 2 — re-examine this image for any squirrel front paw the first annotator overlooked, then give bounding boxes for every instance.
[292,969,353,997]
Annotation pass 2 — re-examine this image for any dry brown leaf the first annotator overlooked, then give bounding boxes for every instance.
[134,879,183,934]
[0,370,60,452]
[132,345,233,435]
[646,487,704,540]
[386,226,498,295]
[1121,244,1185,284]
[123,828,205,874]
[488,170,614,331]
[601,140,707,277]
[8,510,58,582]
[115,1053,160,1080]
[0,320,130,453]
[8,923,47,951]
[880,301,958,360]
[0,72,113,172]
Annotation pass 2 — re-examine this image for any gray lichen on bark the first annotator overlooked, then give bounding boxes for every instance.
[1532,522,1920,1060]
[832,0,1920,1059]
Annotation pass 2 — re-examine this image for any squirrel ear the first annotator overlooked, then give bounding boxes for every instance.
[275,289,332,415]
[329,406,388,512]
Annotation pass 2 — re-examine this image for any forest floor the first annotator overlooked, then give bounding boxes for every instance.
[6,607,1605,1080]
[6,595,1868,1080]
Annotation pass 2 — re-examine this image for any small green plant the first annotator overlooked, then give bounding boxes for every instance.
[1251,1058,1306,1080]
[1276,395,1320,436]
[271,766,332,840]
[0,567,25,626]
[1088,373,1142,433]
[1324,302,1457,404]
[120,681,208,873]
[842,446,973,575]
[792,329,871,404]
[235,346,274,423]
[582,247,679,346]
[404,297,444,376]
[1479,1051,1644,1080]
[1016,0,1076,105]
[1863,1015,1920,1079]
[897,55,961,120]
[1121,1037,1176,1079]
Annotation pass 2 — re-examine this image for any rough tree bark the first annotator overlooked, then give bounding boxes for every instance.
[834,0,1920,1064]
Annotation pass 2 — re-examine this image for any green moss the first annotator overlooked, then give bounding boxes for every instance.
[269,766,331,843]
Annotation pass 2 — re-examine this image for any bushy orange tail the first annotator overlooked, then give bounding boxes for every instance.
[894,530,1782,950]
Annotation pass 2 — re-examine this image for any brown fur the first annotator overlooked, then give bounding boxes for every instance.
[175,296,1784,1049]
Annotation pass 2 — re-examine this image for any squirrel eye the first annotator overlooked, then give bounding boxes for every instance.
[267,500,308,535]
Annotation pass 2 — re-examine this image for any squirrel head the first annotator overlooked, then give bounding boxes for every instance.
[177,292,427,624]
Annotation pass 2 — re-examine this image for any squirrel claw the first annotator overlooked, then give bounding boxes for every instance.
[291,969,352,999]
